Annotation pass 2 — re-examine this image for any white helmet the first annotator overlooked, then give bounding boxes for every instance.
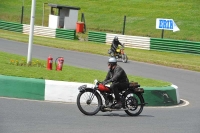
[108,57,117,65]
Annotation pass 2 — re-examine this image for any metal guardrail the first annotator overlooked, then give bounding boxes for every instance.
[0,20,76,40]
[0,20,23,33]
[150,38,200,54]
[1,20,200,55]
[23,24,56,38]
[56,29,76,40]
[88,31,106,43]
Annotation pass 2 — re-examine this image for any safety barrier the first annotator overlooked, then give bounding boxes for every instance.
[88,31,200,55]
[88,31,150,50]
[106,33,150,50]
[1,20,200,55]
[56,28,76,40]
[0,20,76,40]
[150,38,200,54]
[0,20,23,33]
[23,24,56,38]
[88,31,106,43]
[0,75,180,106]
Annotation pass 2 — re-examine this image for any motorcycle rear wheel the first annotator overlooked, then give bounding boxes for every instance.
[77,89,102,115]
[124,91,144,116]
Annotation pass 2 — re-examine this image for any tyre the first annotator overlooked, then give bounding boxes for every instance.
[122,54,128,63]
[124,91,144,116]
[110,52,114,57]
[77,89,102,115]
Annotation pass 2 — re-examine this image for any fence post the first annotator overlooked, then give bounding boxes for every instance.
[122,15,126,35]
[20,5,24,24]
[81,13,86,32]
[161,29,164,38]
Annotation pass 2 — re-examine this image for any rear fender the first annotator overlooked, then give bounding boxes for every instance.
[125,90,146,105]
[127,87,144,93]
[134,88,144,93]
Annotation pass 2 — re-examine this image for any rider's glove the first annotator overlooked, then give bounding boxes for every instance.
[102,79,112,85]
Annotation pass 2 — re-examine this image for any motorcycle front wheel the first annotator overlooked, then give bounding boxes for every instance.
[122,54,128,63]
[124,91,144,116]
[77,89,102,115]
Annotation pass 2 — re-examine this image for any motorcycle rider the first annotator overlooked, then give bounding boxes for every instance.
[109,36,124,56]
[102,57,129,109]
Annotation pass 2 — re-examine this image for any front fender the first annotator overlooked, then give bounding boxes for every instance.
[78,86,103,105]
[78,85,87,92]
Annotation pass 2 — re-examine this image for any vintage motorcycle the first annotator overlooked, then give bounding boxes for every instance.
[108,45,128,63]
[77,79,146,116]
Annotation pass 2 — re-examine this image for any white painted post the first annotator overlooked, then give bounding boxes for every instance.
[27,0,36,64]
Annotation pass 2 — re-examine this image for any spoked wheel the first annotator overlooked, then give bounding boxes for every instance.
[124,91,144,116]
[110,52,115,57]
[122,54,128,63]
[77,89,102,115]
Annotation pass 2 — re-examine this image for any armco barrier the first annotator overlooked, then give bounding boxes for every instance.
[106,33,150,50]
[0,75,180,106]
[1,20,200,55]
[56,28,76,40]
[0,20,23,33]
[87,31,200,55]
[150,38,200,55]
[23,24,56,38]
[0,20,76,40]
[88,31,106,43]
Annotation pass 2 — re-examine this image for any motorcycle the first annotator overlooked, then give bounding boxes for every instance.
[108,45,128,63]
[77,79,146,116]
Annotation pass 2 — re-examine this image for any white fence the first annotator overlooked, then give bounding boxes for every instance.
[106,33,150,50]
[23,24,56,38]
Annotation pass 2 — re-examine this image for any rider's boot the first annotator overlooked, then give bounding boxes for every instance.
[114,101,122,109]
[107,102,113,107]
[106,95,114,107]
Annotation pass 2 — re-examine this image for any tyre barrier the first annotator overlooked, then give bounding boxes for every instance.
[0,75,180,106]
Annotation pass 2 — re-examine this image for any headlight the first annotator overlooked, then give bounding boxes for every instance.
[94,79,98,84]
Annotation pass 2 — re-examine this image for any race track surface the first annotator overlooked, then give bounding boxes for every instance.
[0,38,200,133]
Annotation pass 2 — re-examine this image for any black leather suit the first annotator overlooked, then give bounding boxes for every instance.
[110,39,123,54]
[104,65,129,102]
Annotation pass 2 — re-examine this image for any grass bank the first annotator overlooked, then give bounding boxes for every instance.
[0,0,200,41]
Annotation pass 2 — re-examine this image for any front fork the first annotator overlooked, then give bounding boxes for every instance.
[87,89,97,104]
[120,49,124,55]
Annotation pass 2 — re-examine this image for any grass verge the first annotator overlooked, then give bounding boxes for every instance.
[0,51,170,87]
[1,29,200,72]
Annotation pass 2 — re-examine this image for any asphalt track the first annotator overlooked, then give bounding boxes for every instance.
[0,38,200,133]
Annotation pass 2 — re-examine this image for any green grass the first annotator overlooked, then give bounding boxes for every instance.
[0,51,170,87]
[0,0,200,42]
[1,29,200,72]
[0,29,199,87]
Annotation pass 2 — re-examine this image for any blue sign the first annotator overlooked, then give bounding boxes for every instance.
[159,19,173,29]
[156,18,180,32]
